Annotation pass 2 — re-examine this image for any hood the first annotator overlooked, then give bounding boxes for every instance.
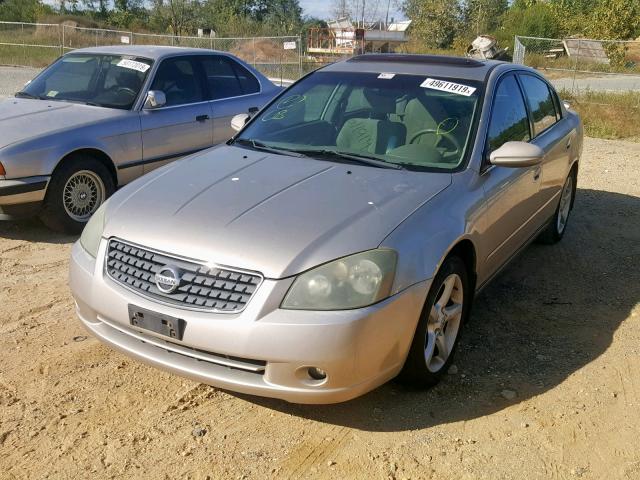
[0,98,125,149]
[104,145,451,279]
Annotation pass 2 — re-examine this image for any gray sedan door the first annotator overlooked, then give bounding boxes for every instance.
[140,56,213,173]
[196,55,263,144]
[480,74,541,280]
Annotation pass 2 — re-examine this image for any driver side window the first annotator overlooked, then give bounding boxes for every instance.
[487,75,531,153]
[150,56,204,107]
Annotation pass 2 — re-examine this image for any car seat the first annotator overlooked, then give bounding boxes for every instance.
[336,88,406,155]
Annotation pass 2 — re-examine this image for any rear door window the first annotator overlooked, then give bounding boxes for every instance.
[487,75,531,153]
[519,74,559,136]
[199,55,260,100]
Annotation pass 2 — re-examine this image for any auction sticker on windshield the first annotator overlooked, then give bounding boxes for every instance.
[420,78,476,96]
[117,59,151,73]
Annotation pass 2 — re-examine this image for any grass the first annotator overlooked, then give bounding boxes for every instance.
[559,89,640,141]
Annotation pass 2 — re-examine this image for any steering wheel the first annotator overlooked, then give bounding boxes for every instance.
[409,128,461,160]
[116,87,137,96]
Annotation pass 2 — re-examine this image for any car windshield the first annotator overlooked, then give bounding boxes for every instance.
[236,71,482,170]
[18,53,153,110]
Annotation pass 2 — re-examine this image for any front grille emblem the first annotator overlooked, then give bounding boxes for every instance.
[155,265,182,294]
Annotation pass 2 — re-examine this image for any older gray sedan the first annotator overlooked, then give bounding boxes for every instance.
[0,46,279,232]
[70,54,582,403]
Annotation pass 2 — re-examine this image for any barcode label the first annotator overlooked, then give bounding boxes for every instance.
[420,78,476,96]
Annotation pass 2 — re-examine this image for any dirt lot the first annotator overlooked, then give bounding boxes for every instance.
[1,137,639,480]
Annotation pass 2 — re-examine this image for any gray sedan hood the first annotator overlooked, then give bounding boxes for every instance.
[104,145,451,279]
[0,98,124,149]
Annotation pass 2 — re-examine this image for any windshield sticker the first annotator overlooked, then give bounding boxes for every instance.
[420,78,476,96]
[46,90,59,97]
[378,73,395,80]
[117,59,151,73]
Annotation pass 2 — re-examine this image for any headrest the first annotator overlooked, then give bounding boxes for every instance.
[363,88,396,115]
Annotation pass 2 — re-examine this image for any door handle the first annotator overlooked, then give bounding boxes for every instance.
[566,140,571,150]
[196,114,210,122]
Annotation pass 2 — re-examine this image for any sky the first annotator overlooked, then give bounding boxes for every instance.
[300,0,406,21]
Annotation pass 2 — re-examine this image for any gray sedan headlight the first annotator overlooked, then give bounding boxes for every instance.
[79,202,108,258]
[281,249,397,310]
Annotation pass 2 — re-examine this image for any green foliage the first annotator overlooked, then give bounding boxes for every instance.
[404,0,461,49]
[495,1,560,44]
[0,0,52,22]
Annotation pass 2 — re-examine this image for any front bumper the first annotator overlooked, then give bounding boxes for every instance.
[69,240,430,404]
[0,176,49,219]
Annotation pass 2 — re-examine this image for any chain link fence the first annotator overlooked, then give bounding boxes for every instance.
[0,21,302,83]
[514,35,640,96]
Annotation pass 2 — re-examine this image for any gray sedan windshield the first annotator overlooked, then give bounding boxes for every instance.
[19,54,153,110]
[237,71,482,170]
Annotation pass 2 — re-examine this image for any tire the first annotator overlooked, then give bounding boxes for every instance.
[537,169,576,245]
[39,156,115,234]
[397,256,471,387]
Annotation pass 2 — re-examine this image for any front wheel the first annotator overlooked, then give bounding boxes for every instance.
[537,170,576,244]
[40,156,115,234]
[398,256,471,387]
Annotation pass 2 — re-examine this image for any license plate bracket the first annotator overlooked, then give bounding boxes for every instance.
[128,305,186,341]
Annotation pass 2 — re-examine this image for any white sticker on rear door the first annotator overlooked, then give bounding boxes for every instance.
[117,59,150,73]
[420,78,476,96]
[378,73,395,79]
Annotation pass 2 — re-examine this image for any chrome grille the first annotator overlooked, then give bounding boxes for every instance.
[105,239,262,312]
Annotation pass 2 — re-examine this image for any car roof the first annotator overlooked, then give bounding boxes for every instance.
[67,45,228,61]
[321,54,508,82]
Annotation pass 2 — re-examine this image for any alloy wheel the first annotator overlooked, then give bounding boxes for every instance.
[424,273,464,373]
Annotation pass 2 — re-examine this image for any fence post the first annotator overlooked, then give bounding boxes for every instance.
[22,22,26,67]
[62,24,65,53]
[59,24,63,56]
[571,39,581,94]
[298,35,302,79]
[252,37,256,67]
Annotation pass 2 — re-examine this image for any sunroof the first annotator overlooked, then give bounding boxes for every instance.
[347,54,484,67]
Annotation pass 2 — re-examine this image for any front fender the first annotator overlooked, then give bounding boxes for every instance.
[0,114,140,181]
[381,169,486,295]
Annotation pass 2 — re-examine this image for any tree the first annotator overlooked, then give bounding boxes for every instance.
[403,0,461,48]
[262,0,303,34]
[463,0,508,36]
[0,0,50,22]
[150,0,201,36]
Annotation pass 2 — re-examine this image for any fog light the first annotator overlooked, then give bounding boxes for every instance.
[308,367,327,380]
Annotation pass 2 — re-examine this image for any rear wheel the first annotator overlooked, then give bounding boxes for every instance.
[398,256,471,387]
[40,156,115,234]
[537,170,576,244]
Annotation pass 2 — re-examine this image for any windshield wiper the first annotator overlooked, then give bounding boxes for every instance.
[296,149,403,170]
[234,138,307,158]
[15,91,43,100]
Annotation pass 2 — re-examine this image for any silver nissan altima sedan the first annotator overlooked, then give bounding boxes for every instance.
[69,54,582,404]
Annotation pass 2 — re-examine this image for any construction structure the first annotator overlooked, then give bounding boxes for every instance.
[306,18,411,56]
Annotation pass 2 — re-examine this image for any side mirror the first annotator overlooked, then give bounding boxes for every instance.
[144,90,166,109]
[231,113,250,132]
[489,141,544,168]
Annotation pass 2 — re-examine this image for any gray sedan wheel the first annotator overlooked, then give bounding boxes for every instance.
[398,255,470,387]
[40,156,115,234]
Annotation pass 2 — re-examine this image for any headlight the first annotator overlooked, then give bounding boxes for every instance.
[79,201,108,257]
[281,249,397,310]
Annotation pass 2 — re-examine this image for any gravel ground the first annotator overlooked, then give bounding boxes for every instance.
[0,66,39,98]
[0,137,639,479]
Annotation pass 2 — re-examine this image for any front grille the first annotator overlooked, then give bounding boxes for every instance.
[105,239,262,312]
